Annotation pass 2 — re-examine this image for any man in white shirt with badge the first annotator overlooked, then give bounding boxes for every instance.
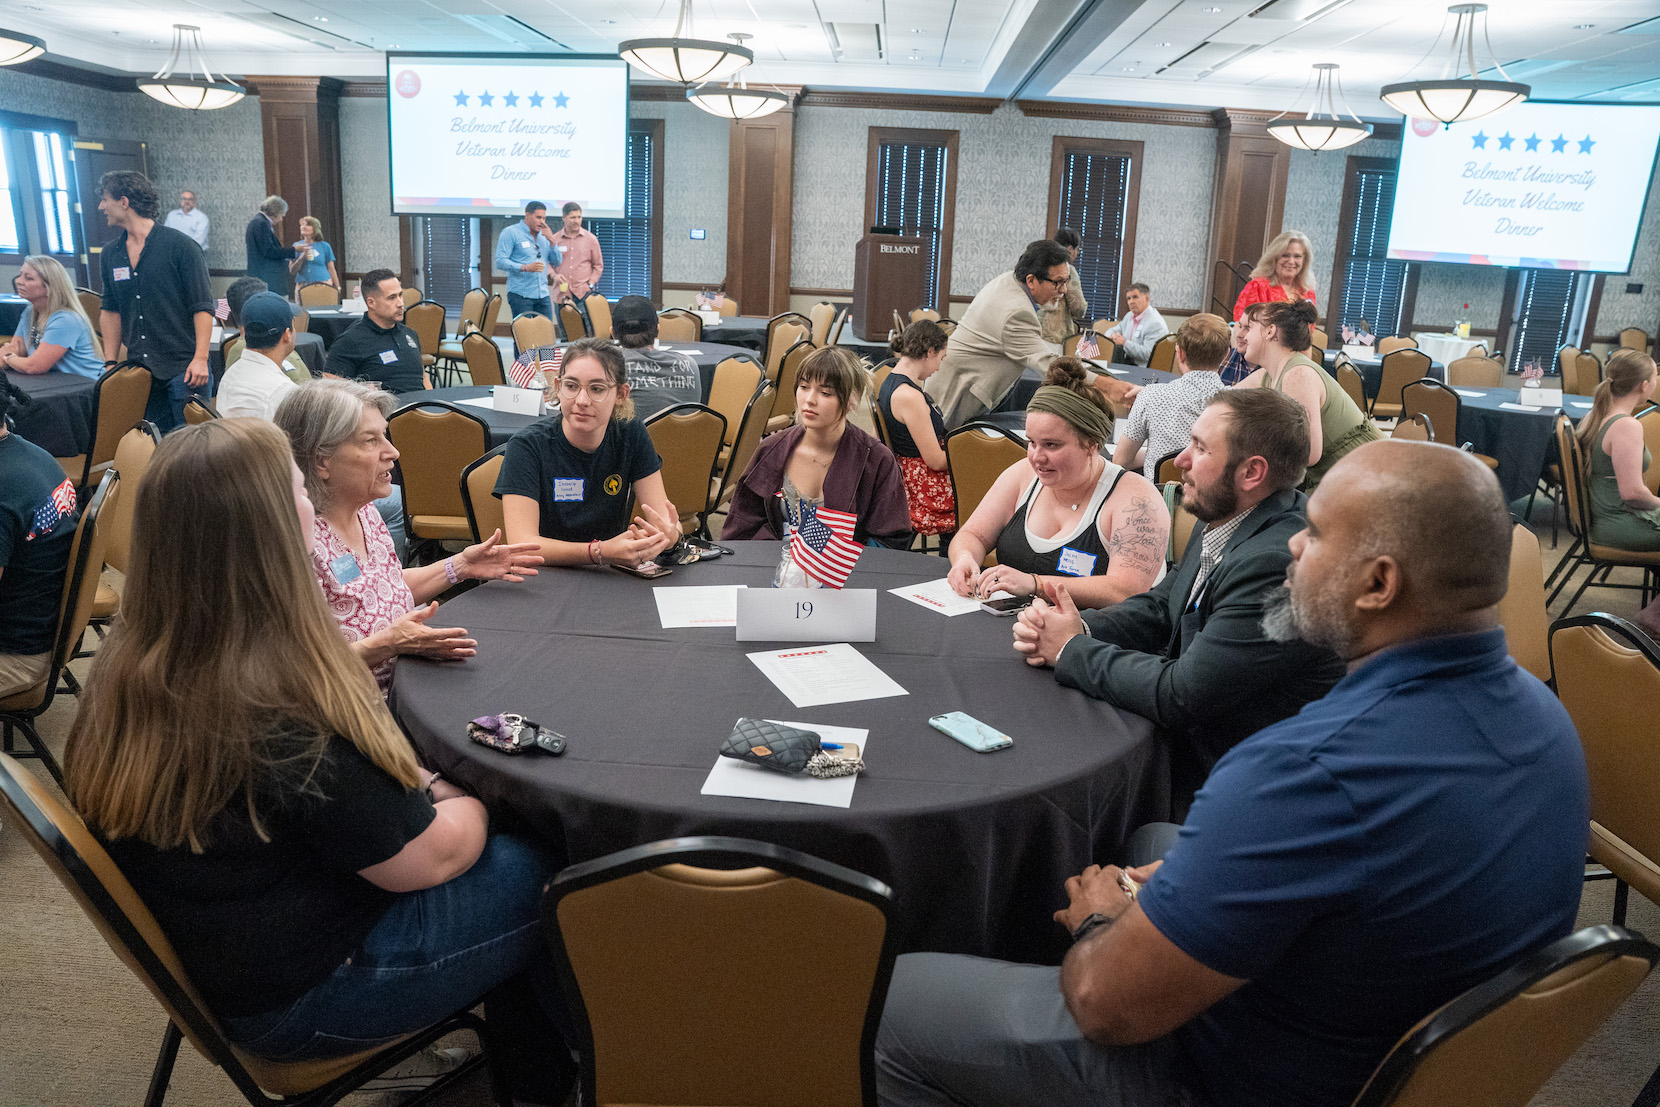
[217,291,299,420]
[1101,283,1169,367]
[164,190,209,251]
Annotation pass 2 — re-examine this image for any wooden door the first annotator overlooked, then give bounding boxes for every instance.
[73,138,149,292]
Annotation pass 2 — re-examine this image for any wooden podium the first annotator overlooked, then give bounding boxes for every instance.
[851,233,929,341]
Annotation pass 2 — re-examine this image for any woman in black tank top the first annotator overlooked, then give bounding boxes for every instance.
[945,359,1170,610]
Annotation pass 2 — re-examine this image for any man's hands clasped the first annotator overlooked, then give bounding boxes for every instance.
[1012,582,1089,667]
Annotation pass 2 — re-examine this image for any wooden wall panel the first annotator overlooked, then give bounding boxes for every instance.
[247,76,345,271]
[1205,109,1290,319]
[725,94,798,316]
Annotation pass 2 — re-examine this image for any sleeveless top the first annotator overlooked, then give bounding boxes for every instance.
[994,460,1125,578]
[1265,351,1380,488]
[878,373,946,460]
[1588,414,1660,550]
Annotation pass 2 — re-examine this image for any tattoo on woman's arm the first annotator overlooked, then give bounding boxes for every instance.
[1107,496,1164,574]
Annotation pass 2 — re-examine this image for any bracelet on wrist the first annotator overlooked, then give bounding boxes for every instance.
[588,539,602,565]
[443,556,460,585]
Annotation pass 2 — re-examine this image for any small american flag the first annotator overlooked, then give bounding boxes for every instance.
[509,345,564,389]
[696,291,726,310]
[1522,359,1544,382]
[1076,331,1100,360]
[783,497,862,589]
[214,298,230,322]
[26,479,76,541]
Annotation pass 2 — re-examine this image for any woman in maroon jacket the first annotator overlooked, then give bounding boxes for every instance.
[723,347,913,557]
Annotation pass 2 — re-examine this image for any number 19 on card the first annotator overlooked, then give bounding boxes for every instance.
[795,601,814,619]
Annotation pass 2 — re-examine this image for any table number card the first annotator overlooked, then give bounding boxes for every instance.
[494,386,543,415]
[736,588,877,642]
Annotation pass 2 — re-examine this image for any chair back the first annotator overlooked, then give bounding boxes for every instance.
[460,443,509,543]
[1309,326,1329,352]
[291,307,309,334]
[403,300,446,358]
[1170,494,1198,564]
[946,423,1027,531]
[78,362,152,491]
[76,286,102,322]
[462,332,505,387]
[1553,413,1590,541]
[1147,333,1178,373]
[222,333,246,368]
[182,398,219,426]
[809,302,837,347]
[1153,449,1182,485]
[909,307,940,323]
[765,321,809,383]
[1495,524,1550,684]
[297,281,340,307]
[1335,362,1367,411]
[718,297,739,317]
[645,403,727,525]
[1558,350,1580,397]
[1374,349,1432,415]
[456,287,487,333]
[546,837,895,1107]
[1557,344,1581,382]
[770,338,816,427]
[1378,335,1418,356]
[868,363,897,450]
[1619,327,1650,355]
[479,292,504,338]
[1401,378,1459,445]
[513,312,558,355]
[1572,351,1601,396]
[829,306,849,345]
[102,424,159,574]
[1550,613,1660,898]
[557,301,589,342]
[400,285,422,308]
[1391,413,1434,441]
[1062,333,1083,357]
[1448,356,1502,388]
[714,380,775,510]
[658,308,702,342]
[707,357,764,452]
[584,293,613,341]
[1638,406,1660,496]
[387,402,491,540]
[1350,925,1659,1107]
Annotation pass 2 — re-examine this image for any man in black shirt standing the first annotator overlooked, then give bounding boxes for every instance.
[324,268,428,394]
[97,170,214,432]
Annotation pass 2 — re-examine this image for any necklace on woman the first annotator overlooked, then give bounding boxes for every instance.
[1051,454,1103,512]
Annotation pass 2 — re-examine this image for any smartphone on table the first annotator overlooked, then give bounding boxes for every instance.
[612,561,672,579]
[929,712,1013,753]
[979,595,1033,616]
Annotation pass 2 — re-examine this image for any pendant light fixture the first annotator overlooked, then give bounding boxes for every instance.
[687,34,787,119]
[618,0,752,86]
[0,29,46,66]
[1380,4,1529,126]
[138,25,245,110]
[1267,63,1374,151]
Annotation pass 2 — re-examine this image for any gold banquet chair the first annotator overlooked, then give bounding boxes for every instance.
[584,293,613,341]
[1620,327,1650,355]
[557,302,588,343]
[387,402,492,543]
[182,398,220,426]
[946,422,1027,533]
[1400,379,1497,468]
[644,403,727,536]
[1447,355,1502,388]
[810,301,837,347]
[544,837,897,1107]
[0,751,510,1107]
[76,286,102,323]
[764,312,811,368]
[1147,333,1178,374]
[1547,415,1660,616]
[1335,362,1367,413]
[513,312,558,357]
[706,356,764,473]
[1573,351,1602,397]
[1496,523,1550,685]
[437,287,489,376]
[767,338,816,433]
[1377,335,1418,356]
[88,424,160,631]
[400,285,422,308]
[297,281,340,307]
[460,443,509,544]
[713,379,776,514]
[1372,349,1431,419]
[462,332,506,388]
[1390,414,1434,442]
[57,361,151,494]
[657,308,702,342]
[402,300,446,381]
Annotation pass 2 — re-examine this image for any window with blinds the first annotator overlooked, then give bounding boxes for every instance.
[870,139,952,311]
[32,131,74,255]
[585,125,656,300]
[1334,164,1409,337]
[1054,148,1133,319]
[1511,270,1584,374]
[0,129,19,253]
[417,217,477,313]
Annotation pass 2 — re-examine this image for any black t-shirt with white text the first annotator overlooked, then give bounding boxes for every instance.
[493,415,661,543]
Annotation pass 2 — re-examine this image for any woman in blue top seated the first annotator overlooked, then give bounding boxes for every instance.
[290,216,340,294]
[0,254,104,378]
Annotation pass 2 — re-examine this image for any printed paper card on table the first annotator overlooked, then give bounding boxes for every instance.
[700,721,868,808]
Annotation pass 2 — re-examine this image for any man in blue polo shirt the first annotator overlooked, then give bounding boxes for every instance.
[875,439,1589,1107]
[494,201,561,320]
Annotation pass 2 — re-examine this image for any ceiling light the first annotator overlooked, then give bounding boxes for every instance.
[911,27,924,33]
[618,0,751,85]
[1268,62,1374,151]
[138,24,245,110]
[312,15,327,22]
[1379,4,1528,126]
[1203,6,1222,12]
[1155,41,1172,46]
[0,28,46,66]
[687,65,788,120]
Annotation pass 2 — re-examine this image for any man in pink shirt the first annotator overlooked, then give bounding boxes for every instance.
[549,202,603,303]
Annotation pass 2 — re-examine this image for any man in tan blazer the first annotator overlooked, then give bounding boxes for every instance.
[927,240,1078,429]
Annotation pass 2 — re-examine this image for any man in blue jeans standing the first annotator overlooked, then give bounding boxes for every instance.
[97,170,214,432]
[494,201,561,320]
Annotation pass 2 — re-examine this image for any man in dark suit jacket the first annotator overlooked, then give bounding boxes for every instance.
[1015,387,1345,806]
[245,195,296,297]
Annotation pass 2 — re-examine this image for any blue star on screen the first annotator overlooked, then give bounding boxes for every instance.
[478,89,494,106]
[1498,132,1514,151]
[528,91,544,107]
[1579,134,1596,154]
[504,91,519,107]
[1471,130,1489,149]
[1551,134,1568,153]
[453,90,469,106]
[553,90,570,108]
[1524,133,1541,152]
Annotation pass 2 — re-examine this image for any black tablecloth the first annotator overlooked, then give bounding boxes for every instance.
[398,386,542,448]
[1456,387,1571,502]
[391,543,1168,964]
[7,368,96,456]
[209,331,323,377]
[1320,349,1446,398]
[696,314,770,350]
[0,295,26,338]
[299,307,363,349]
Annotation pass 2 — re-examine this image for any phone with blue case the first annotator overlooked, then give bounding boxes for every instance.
[929,711,1013,753]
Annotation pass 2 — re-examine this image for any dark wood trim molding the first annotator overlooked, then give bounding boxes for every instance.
[1494,267,1520,360]
[638,116,666,302]
[341,80,388,98]
[1045,136,1144,316]
[865,126,960,316]
[1398,265,1421,336]
[246,76,346,271]
[805,90,1000,114]
[1583,274,1606,349]
[1018,101,1215,128]
[1205,109,1290,320]
[630,84,690,103]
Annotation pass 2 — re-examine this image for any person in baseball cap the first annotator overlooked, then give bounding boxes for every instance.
[218,291,301,420]
[612,295,699,422]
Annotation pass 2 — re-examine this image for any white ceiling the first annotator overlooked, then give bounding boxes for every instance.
[13,0,1660,114]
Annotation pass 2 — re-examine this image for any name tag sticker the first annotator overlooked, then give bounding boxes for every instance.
[1056,547,1097,577]
[378,349,398,364]
[330,553,361,584]
[113,266,131,281]
[554,478,584,501]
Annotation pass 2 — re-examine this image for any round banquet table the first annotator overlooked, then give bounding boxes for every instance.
[399,386,543,448]
[297,305,364,348]
[1453,385,1575,503]
[391,542,1169,965]
[695,314,770,349]
[1319,348,1445,398]
[7,367,96,457]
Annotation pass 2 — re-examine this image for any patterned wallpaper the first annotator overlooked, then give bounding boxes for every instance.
[339,96,400,274]
[632,100,729,286]
[791,101,1218,312]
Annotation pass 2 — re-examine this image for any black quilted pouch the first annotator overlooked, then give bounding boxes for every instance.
[720,718,823,775]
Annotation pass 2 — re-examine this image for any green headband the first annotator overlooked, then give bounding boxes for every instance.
[1027,384,1113,446]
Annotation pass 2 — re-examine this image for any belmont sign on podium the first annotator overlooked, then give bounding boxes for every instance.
[852,233,929,340]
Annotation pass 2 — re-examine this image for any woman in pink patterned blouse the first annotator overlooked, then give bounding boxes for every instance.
[275,380,542,693]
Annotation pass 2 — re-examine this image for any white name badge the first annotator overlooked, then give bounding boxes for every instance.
[553,478,584,501]
[494,385,542,415]
[378,349,398,364]
[1056,547,1097,576]
[113,266,131,281]
[736,588,878,642]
